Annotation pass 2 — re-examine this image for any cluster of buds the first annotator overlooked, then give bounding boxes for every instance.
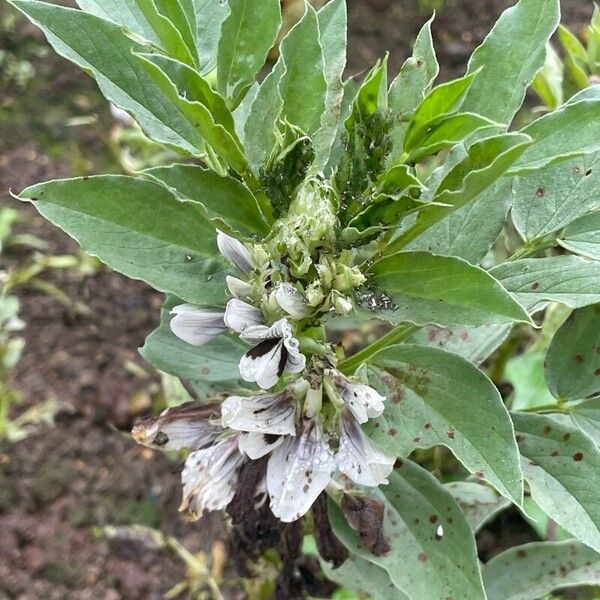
[133,179,393,535]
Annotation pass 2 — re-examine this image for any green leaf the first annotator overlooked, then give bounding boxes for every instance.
[135,0,197,66]
[505,351,556,411]
[388,16,439,161]
[136,52,247,172]
[512,412,600,552]
[193,0,229,74]
[389,133,531,251]
[330,462,486,600]
[522,496,573,542]
[545,305,600,401]
[483,540,600,600]
[217,0,281,108]
[531,43,564,110]
[461,0,560,124]
[444,481,511,532]
[9,0,205,154]
[409,323,512,365]
[559,211,600,260]
[243,60,286,172]
[321,555,407,600]
[365,251,531,328]
[571,398,600,445]
[510,99,600,174]
[141,296,246,383]
[18,176,228,305]
[312,0,347,170]
[143,163,269,237]
[512,153,600,241]
[153,0,197,63]
[406,179,512,264]
[558,24,588,64]
[362,345,523,504]
[279,4,327,134]
[405,112,498,163]
[403,71,479,150]
[490,256,600,312]
[75,0,163,45]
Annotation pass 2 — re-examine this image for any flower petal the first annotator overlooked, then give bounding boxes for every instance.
[275,283,308,318]
[267,420,336,522]
[333,372,386,424]
[226,275,253,299]
[224,298,264,333]
[217,230,253,273]
[239,317,290,343]
[169,304,226,346]
[132,403,221,451]
[238,431,284,459]
[221,391,296,435]
[283,335,306,374]
[239,338,286,389]
[338,412,395,487]
[180,437,244,520]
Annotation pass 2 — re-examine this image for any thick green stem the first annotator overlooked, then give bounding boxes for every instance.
[338,322,420,374]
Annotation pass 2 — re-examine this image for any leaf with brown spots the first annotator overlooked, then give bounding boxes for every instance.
[483,540,600,600]
[545,304,600,402]
[512,412,600,553]
[361,345,523,505]
[329,460,486,600]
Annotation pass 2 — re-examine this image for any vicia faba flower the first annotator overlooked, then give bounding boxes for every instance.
[220,372,394,522]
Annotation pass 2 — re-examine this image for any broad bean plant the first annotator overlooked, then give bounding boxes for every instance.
[11,0,600,597]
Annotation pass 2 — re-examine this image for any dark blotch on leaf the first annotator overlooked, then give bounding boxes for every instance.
[535,187,546,197]
[573,452,584,461]
[341,494,390,557]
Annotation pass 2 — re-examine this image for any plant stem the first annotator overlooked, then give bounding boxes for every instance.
[338,322,420,374]
[507,236,557,261]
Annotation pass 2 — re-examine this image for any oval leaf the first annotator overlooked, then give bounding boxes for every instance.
[330,462,486,600]
[365,251,530,328]
[483,540,600,600]
[512,412,600,552]
[363,344,523,504]
[18,176,229,305]
[545,305,600,402]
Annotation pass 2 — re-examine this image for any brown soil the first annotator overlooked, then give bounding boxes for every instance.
[0,1,595,599]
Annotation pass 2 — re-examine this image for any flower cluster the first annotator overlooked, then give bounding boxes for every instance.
[133,181,393,523]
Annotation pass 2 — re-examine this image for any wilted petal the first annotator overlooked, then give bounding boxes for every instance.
[275,283,308,318]
[180,437,244,520]
[224,298,264,333]
[170,304,226,346]
[221,391,296,435]
[333,372,386,424]
[238,431,284,459]
[217,230,253,273]
[338,411,395,487]
[341,493,390,556]
[239,337,287,390]
[267,420,336,522]
[226,275,253,299]
[132,403,221,451]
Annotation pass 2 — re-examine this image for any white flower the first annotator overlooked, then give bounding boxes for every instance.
[224,298,264,333]
[238,431,284,459]
[337,409,395,487]
[221,390,296,436]
[267,419,336,522]
[328,370,386,424]
[132,403,221,451]
[180,436,245,520]
[239,318,306,389]
[274,282,308,318]
[217,230,254,274]
[226,275,253,299]
[169,304,226,346]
